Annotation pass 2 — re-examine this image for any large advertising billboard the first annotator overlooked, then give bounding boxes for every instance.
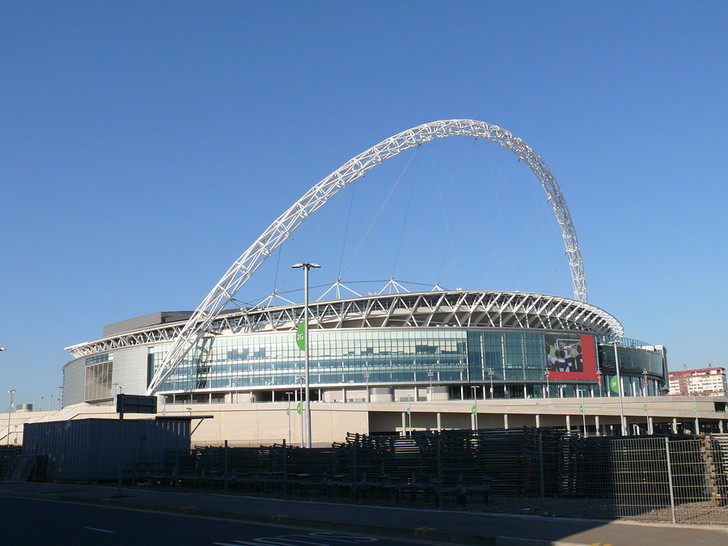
[545,334,598,380]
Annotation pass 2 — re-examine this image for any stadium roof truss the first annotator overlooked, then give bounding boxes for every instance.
[145,120,590,394]
[67,290,622,360]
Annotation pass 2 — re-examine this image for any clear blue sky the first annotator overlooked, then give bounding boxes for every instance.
[1,1,726,408]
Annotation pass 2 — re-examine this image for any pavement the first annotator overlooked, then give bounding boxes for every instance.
[1,482,727,545]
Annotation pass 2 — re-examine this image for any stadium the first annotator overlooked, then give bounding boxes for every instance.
[63,291,666,408]
[56,120,724,444]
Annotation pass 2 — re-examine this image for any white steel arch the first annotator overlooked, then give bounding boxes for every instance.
[147,119,588,394]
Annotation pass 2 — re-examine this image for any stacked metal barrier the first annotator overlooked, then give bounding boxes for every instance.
[6,428,727,524]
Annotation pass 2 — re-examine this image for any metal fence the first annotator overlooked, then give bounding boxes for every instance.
[175,430,728,523]
[632,436,727,525]
[4,430,728,525]
[563,434,728,525]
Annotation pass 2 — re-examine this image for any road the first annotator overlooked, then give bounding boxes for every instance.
[0,497,427,546]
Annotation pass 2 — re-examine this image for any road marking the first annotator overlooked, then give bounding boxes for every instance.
[412,527,433,537]
[308,533,378,543]
[214,532,381,545]
[84,526,116,534]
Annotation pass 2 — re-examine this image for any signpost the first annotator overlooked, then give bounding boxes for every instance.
[116,394,157,420]
[114,393,157,495]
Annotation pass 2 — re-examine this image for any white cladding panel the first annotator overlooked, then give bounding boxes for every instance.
[62,358,86,407]
[112,346,149,395]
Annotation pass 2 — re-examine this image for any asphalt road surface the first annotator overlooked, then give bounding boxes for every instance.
[1,497,427,546]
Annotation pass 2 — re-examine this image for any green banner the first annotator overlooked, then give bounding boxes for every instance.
[296,402,303,415]
[610,375,620,394]
[295,321,306,351]
[579,404,584,414]
[471,404,477,415]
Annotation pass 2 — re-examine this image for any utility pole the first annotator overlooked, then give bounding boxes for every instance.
[7,389,15,445]
[610,341,626,436]
[292,262,320,448]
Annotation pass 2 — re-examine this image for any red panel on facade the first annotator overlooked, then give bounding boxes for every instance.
[547,334,598,381]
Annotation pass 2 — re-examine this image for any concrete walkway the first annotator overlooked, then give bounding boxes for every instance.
[1,482,727,545]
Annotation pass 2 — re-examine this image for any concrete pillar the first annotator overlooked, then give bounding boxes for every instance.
[504,414,509,430]
[565,415,571,432]
[595,415,600,437]
[535,414,541,428]
[648,416,653,435]
[401,412,407,437]
[436,412,442,432]
[672,417,678,434]
[719,420,724,434]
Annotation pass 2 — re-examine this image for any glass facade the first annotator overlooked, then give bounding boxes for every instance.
[84,353,113,401]
[143,328,664,400]
[598,345,664,375]
[467,331,546,382]
[151,329,470,392]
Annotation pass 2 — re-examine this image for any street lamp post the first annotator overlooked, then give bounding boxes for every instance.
[364,372,370,403]
[578,389,587,438]
[231,376,241,403]
[470,386,479,430]
[487,368,495,399]
[292,262,320,449]
[297,374,305,446]
[609,341,627,436]
[7,389,15,446]
[427,370,434,401]
[113,382,123,397]
[693,393,699,435]
[544,369,550,398]
[285,391,293,445]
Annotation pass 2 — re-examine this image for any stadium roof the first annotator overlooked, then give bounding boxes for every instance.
[66,290,622,359]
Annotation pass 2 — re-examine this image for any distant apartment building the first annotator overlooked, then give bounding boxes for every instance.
[668,367,727,396]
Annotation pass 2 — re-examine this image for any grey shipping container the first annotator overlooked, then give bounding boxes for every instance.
[22,419,190,482]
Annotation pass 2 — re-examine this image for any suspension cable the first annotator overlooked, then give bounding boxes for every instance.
[339,148,419,278]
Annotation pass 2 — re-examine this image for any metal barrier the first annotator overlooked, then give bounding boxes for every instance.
[132,431,728,523]
[609,436,728,524]
[5,429,727,524]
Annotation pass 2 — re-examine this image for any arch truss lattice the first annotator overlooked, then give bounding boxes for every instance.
[147,119,588,394]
